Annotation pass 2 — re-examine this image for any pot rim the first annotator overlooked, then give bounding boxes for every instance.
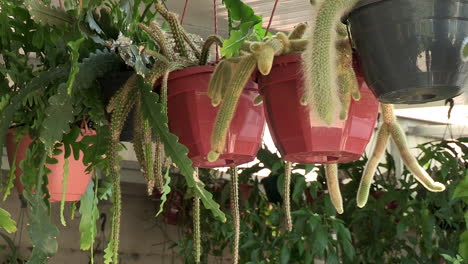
[342,0,388,23]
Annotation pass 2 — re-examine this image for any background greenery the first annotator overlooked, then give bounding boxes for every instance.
[172,138,468,264]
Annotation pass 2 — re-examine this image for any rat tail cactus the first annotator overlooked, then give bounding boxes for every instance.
[303,0,361,125]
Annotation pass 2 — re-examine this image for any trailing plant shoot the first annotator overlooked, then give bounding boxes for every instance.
[231,167,240,264]
[284,162,293,232]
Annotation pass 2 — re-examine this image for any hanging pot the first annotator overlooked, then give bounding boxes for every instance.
[99,71,135,141]
[259,53,379,164]
[346,0,468,104]
[166,65,265,168]
[6,127,95,202]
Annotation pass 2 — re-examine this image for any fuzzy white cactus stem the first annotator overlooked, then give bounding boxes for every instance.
[325,164,344,214]
[356,124,390,208]
[303,0,361,125]
[382,105,445,192]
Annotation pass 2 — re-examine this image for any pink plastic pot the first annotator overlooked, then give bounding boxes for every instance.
[166,66,265,168]
[259,53,379,164]
[6,128,95,202]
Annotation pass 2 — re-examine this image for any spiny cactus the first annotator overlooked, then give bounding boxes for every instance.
[193,168,201,264]
[288,23,308,40]
[107,75,139,264]
[230,167,240,264]
[199,35,224,65]
[284,162,293,232]
[139,22,175,60]
[325,164,344,214]
[208,55,257,161]
[356,124,390,208]
[302,0,361,125]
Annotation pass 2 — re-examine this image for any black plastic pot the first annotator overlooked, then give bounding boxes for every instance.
[99,71,135,142]
[347,0,468,104]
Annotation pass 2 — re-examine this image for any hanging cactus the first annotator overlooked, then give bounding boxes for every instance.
[325,163,344,214]
[284,162,293,232]
[230,167,240,264]
[302,0,361,125]
[209,55,257,161]
[356,124,390,208]
[208,59,233,107]
[193,168,201,264]
[107,75,139,264]
[199,35,224,65]
[208,28,309,162]
[357,104,446,208]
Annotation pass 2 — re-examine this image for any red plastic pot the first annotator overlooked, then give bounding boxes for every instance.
[6,128,95,202]
[259,53,379,164]
[167,65,265,168]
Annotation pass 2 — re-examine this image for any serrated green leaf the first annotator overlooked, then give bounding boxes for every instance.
[72,49,122,92]
[39,83,74,150]
[0,208,17,233]
[156,167,171,216]
[0,66,69,169]
[26,0,75,27]
[139,76,225,222]
[66,37,85,95]
[79,180,99,250]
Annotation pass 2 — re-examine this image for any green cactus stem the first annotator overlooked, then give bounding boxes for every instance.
[230,167,240,264]
[139,22,174,60]
[356,124,390,208]
[209,55,257,161]
[325,164,344,214]
[154,3,189,58]
[107,75,139,264]
[303,0,361,125]
[284,162,293,232]
[199,35,224,65]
